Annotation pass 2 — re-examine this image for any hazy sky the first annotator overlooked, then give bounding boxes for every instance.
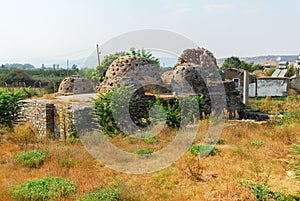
[0,0,299,67]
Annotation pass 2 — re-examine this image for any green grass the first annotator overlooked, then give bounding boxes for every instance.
[14,150,48,168]
[251,141,265,147]
[10,177,76,201]
[188,145,218,157]
[137,149,154,156]
[144,137,159,144]
[80,188,120,201]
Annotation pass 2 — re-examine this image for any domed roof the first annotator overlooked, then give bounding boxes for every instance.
[57,75,95,96]
[176,47,218,68]
[98,55,163,93]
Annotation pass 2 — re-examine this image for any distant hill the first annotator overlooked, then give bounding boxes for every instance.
[1,63,35,69]
[217,55,298,66]
[160,55,299,68]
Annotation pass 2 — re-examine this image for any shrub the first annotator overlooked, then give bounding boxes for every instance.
[205,137,225,145]
[239,181,300,201]
[0,88,32,127]
[95,85,204,136]
[148,95,204,128]
[251,141,265,147]
[94,85,133,137]
[80,188,120,201]
[252,183,271,201]
[10,177,76,201]
[9,123,37,150]
[188,145,218,157]
[290,138,300,182]
[144,137,159,144]
[277,110,300,125]
[14,150,48,168]
[137,149,154,156]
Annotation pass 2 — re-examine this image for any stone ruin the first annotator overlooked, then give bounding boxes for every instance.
[98,55,165,94]
[20,47,268,138]
[169,47,244,115]
[96,47,246,123]
[57,75,95,96]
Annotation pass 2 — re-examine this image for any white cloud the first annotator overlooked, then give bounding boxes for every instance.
[168,7,193,17]
[203,4,233,12]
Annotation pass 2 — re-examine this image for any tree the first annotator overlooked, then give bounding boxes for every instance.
[3,69,34,86]
[92,52,125,83]
[221,56,241,70]
[221,56,263,72]
[126,48,160,68]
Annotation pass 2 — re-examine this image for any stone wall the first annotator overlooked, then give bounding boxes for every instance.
[291,76,300,93]
[20,100,55,138]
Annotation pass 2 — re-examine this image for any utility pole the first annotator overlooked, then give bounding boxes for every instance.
[67,59,69,76]
[243,71,249,106]
[96,44,101,66]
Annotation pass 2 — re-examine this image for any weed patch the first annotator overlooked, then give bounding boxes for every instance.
[14,149,48,168]
[10,177,76,201]
[188,145,218,157]
[80,188,120,201]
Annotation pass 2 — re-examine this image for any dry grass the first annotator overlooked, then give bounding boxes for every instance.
[1,97,300,200]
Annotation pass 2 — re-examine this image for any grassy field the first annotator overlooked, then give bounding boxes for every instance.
[0,96,299,200]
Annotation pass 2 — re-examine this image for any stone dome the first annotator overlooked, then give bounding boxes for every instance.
[57,75,95,96]
[171,48,219,94]
[98,55,164,93]
[176,47,218,68]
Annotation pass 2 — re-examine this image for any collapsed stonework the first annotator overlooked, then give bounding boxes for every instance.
[57,75,95,96]
[165,47,244,115]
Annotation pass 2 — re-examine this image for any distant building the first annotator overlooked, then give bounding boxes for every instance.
[224,68,257,97]
[263,61,277,68]
[257,77,290,97]
[278,61,289,69]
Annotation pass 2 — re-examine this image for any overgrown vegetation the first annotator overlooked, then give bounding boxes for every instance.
[80,188,120,201]
[0,88,32,127]
[137,149,154,156]
[290,139,300,182]
[95,85,204,136]
[188,145,218,157]
[240,181,300,201]
[10,177,76,201]
[14,150,48,168]
[126,48,160,68]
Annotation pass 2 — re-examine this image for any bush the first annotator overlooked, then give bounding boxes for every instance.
[239,181,300,201]
[144,136,159,144]
[94,86,132,137]
[205,137,225,145]
[14,150,48,168]
[0,88,32,127]
[290,139,300,182]
[80,188,120,201]
[188,145,218,157]
[148,95,204,128]
[9,123,37,150]
[94,85,204,136]
[251,141,265,147]
[10,177,76,201]
[277,110,300,125]
[137,149,154,156]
